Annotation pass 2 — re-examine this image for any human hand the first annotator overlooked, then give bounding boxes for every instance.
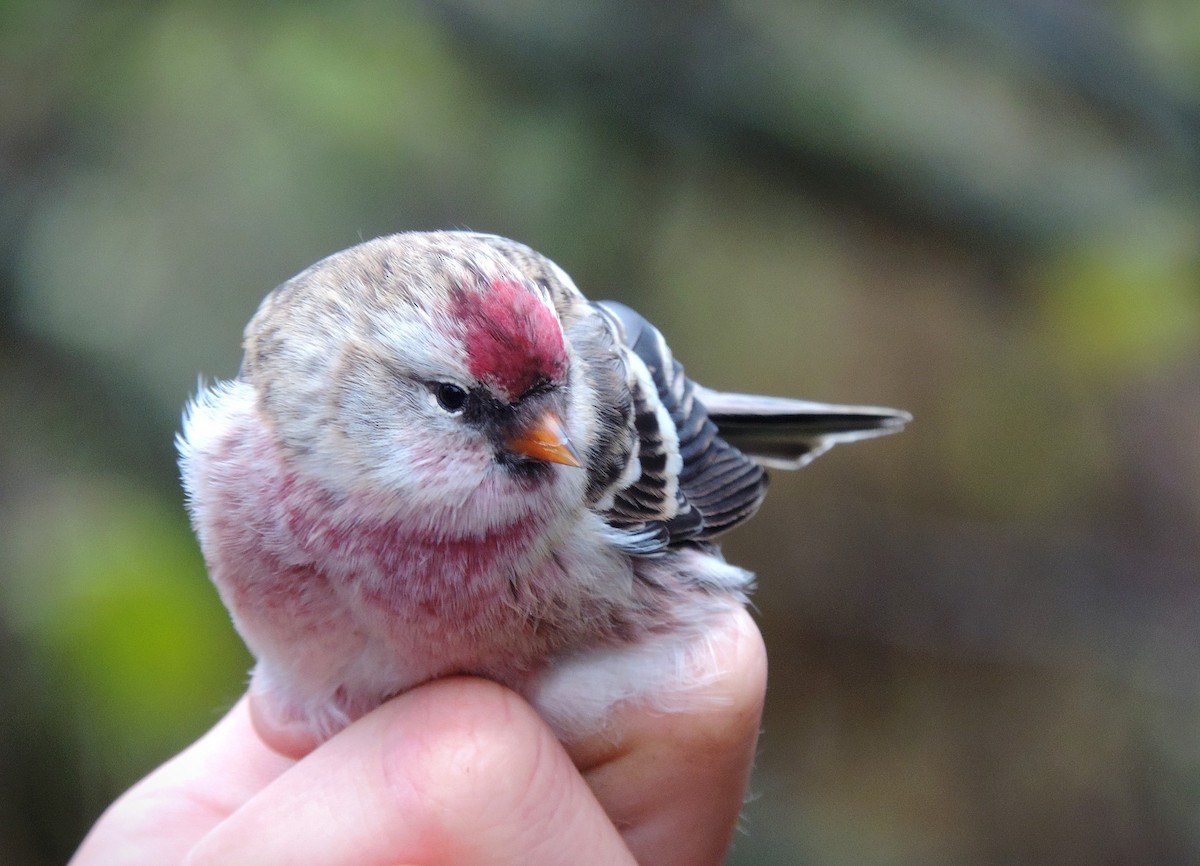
[69,606,765,866]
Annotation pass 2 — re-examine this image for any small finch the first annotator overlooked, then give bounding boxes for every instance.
[178,231,908,743]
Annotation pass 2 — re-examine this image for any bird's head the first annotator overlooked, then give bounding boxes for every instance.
[240,232,587,528]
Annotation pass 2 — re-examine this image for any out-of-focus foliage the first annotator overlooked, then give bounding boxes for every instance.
[2,1,1199,864]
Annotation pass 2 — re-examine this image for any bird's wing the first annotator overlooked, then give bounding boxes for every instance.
[693,387,910,470]
[591,302,768,549]
[592,302,910,552]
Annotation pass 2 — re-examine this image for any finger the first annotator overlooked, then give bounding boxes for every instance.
[567,605,767,866]
[184,678,639,866]
[70,696,296,866]
[246,685,324,760]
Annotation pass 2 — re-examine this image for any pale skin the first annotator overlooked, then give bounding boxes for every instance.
[70,605,765,866]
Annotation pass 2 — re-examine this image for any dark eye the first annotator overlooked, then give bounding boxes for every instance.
[433,382,468,414]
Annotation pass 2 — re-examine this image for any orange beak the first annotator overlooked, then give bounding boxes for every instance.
[506,410,583,468]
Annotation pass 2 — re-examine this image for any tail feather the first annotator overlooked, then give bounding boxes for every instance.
[694,386,911,470]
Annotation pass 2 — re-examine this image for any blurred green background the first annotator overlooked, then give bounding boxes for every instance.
[3,1,1200,863]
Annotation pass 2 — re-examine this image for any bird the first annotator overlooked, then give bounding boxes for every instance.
[178,230,909,743]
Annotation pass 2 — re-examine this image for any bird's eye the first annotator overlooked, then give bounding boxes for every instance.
[433,382,468,414]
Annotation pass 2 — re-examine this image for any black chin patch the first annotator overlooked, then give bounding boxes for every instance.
[495,450,555,486]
